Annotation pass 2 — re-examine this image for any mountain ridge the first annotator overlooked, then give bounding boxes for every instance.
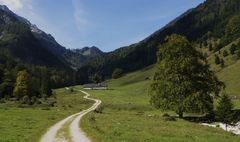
[0,5,104,69]
[77,0,240,82]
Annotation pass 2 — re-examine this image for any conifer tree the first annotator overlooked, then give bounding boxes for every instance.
[215,55,220,65]
[216,93,234,131]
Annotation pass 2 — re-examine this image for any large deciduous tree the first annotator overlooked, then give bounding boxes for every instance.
[13,70,30,99]
[149,34,224,118]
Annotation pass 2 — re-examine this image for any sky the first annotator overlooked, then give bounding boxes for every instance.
[0,0,205,52]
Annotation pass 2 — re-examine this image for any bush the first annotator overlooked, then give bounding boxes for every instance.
[31,96,37,104]
[215,55,220,65]
[21,95,30,104]
[70,87,74,92]
[162,113,170,117]
[35,99,42,104]
[112,68,123,79]
[41,107,50,111]
[0,99,6,103]
[89,115,96,123]
[237,50,240,58]
[220,59,225,68]
[43,98,56,107]
[223,50,229,57]
[94,105,104,113]
[162,113,176,121]
[230,44,237,55]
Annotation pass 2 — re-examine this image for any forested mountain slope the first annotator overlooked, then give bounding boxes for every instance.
[78,0,240,82]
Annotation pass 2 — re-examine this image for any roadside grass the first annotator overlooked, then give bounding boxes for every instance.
[0,88,92,142]
[79,65,240,142]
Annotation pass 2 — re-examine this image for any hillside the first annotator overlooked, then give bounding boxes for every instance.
[78,0,240,82]
[0,5,103,69]
[78,65,240,142]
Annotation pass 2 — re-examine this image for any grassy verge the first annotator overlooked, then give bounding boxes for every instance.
[79,66,240,142]
[0,88,93,142]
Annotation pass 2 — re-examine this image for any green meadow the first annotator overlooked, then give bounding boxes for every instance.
[1,63,240,142]
[0,88,92,142]
[79,65,240,142]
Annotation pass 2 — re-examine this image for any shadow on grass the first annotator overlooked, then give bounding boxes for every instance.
[183,109,240,123]
[183,115,215,123]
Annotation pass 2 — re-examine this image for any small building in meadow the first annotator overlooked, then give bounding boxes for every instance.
[83,83,108,90]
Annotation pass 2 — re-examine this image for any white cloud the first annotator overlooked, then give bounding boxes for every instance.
[72,0,89,32]
[0,0,23,11]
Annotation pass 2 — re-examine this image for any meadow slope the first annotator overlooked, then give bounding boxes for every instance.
[79,65,240,142]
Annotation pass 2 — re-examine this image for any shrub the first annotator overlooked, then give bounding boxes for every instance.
[69,87,74,92]
[162,113,176,121]
[223,50,229,57]
[94,105,104,113]
[0,99,5,103]
[237,50,240,58]
[112,68,123,79]
[220,59,225,68]
[230,44,237,55]
[44,98,56,107]
[215,55,220,65]
[21,95,30,104]
[162,113,170,117]
[31,96,37,104]
[89,115,96,123]
[41,107,50,111]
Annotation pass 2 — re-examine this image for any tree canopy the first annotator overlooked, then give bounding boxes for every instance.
[13,70,30,99]
[150,34,224,118]
[112,68,123,79]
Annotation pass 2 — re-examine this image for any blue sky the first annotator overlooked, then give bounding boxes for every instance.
[0,0,204,52]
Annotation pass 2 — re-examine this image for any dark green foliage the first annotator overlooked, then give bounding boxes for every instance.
[208,43,213,51]
[220,59,225,68]
[112,68,123,79]
[0,49,77,101]
[162,113,176,121]
[230,44,237,55]
[0,22,69,69]
[94,105,104,114]
[216,93,234,131]
[0,71,14,98]
[203,53,208,58]
[214,43,223,52]
[40,67,52,98]
[149,35,224,118]
[223,50,229,57]
[215,55,221,65]
[225,14,240,42]
[21,95,30,104]
[237,50,240,58]
[90,74,103,83]
[203,41,208,47]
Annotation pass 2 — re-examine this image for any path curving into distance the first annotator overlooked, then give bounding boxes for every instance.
[40,90,101,142]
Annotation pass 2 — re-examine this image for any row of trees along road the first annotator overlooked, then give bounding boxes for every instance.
[150,34,231,119]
